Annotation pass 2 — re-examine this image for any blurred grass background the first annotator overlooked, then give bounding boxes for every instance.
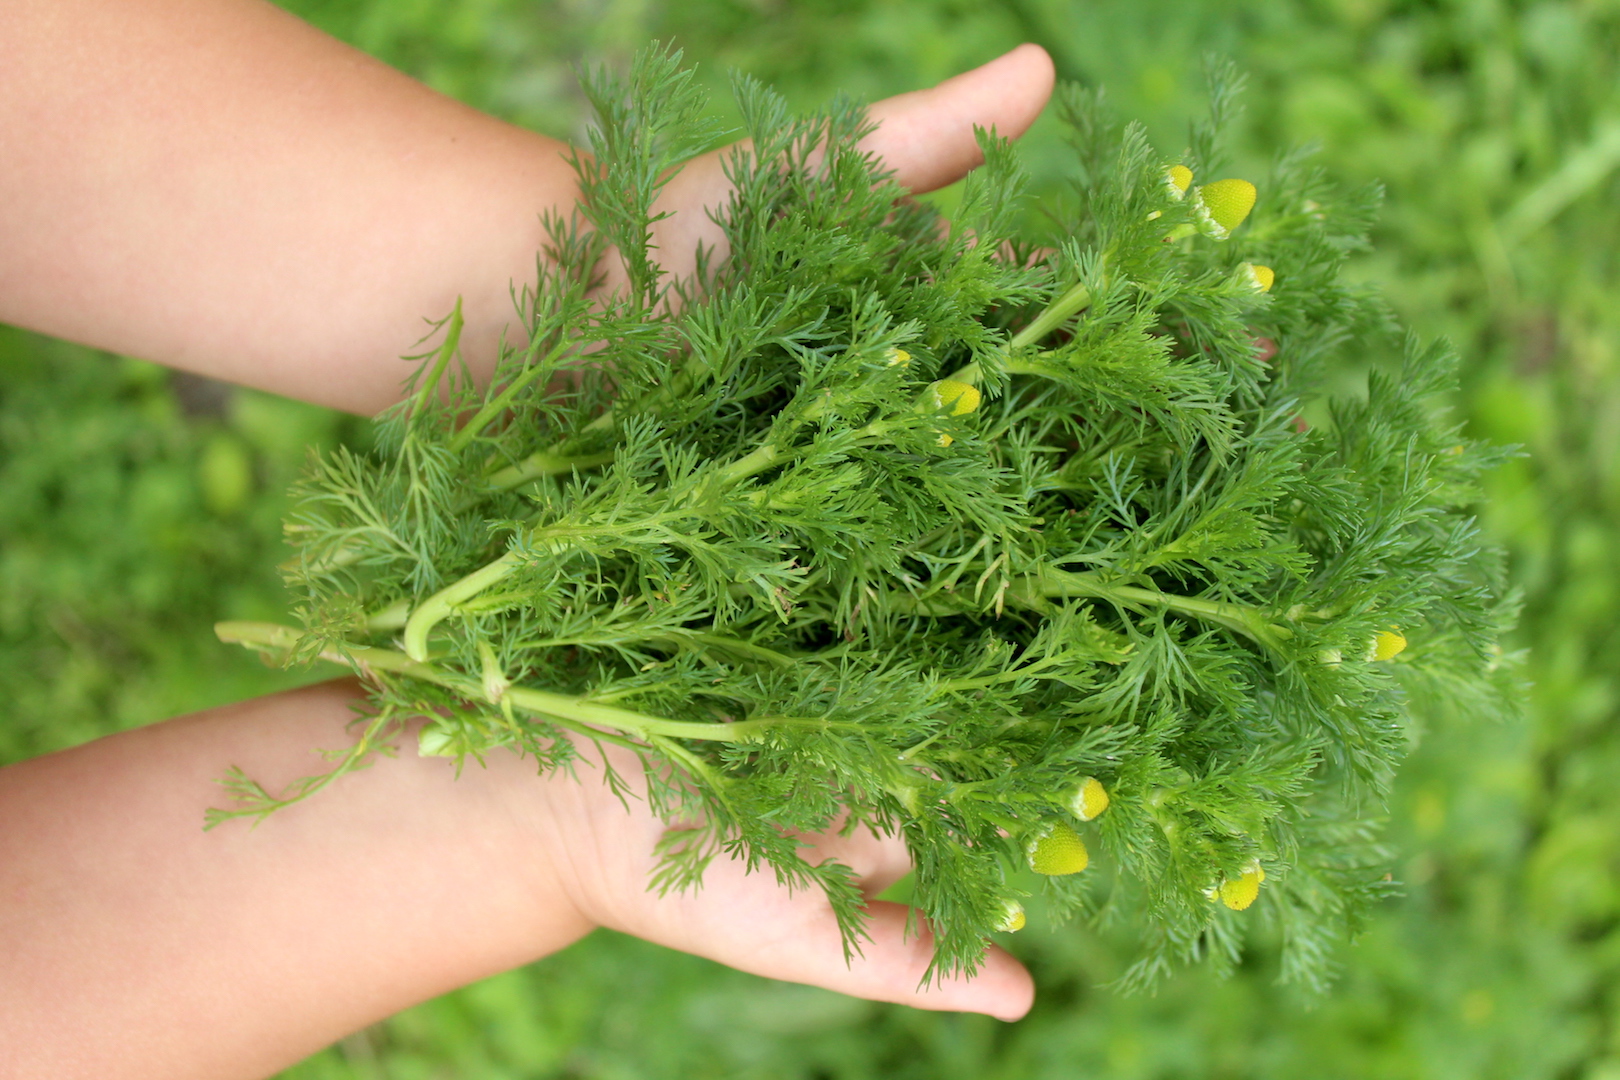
[4,0,1619,1075]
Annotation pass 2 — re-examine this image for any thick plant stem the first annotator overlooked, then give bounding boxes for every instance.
[1031,566,1291,648]
[1010,281,1093,351]
[948,281,1094,388]
[216,621,786,743]
[402,552,523,661]
[482,449,618,492]
[896,564,1291,649]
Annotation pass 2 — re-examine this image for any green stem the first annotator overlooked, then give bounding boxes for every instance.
[1030,566,1291,648]
[449,339,571,454]
[215,621,779,743]
[472,350,704,496]
[889,563,1289,648]
[402,552,523,661]
[718,442,784,485]
[945,281,1094,388]
[483,449,618,492]
[411,299,464,420]
[1010,281,1093,351]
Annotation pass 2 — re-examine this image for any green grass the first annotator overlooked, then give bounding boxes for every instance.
[6,0,1620,1076]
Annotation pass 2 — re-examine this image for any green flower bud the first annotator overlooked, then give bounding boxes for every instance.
[1215,859,1266,911]
[1368,628,1407,662]
[1067,776,1111,821]
[994,900,1027,933]
[1241,263,1275,293]
[1026,822,1089,875]
[930,379,982,417]
[1165,163,1193,200]
[1192,178,1257,240]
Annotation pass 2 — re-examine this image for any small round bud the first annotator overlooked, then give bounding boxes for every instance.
[1026,822,1090,875]
[936,433,954,448]
[930,380,982,417]
[1217,859,1266,911]
[1192,178,1257,240]
[418,725,456,758]
[1068,776,1111,821]
[994,900,1027,933]
[1242,263,1275,293]
[1165,164,1194,200]
[886,348,911,367]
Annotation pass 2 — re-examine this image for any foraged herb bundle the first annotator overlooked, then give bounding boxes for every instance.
[218,50,1517,990]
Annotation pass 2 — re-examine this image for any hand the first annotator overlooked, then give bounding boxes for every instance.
[1,18,1054,1074]
[647,43,1057,290]
[519,738,1036,1021]
[2,20,1053,414]
[492,46,1056,1018]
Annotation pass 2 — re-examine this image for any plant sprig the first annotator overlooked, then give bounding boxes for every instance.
[217,48,1517,990]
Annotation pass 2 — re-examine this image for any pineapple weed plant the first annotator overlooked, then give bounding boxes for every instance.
[216,49,1517,994]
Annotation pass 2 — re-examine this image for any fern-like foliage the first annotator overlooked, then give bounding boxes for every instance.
[213,49,1518,990]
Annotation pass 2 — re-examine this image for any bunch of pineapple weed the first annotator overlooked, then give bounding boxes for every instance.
[215,49,1518,992]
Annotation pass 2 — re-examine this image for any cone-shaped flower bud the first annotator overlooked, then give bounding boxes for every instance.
[1368,628,1407,662]
[1026,822,1090,875]
[1192,178,1257,240]
[930,379,982,416]
[994,900,1027,933]
[1242,263,1275,293]
[1165,164,1194,200]
[1218,859,1266,911]
[1068,776,1111,821]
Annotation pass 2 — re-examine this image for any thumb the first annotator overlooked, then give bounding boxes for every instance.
[861,43,1056,195]
[826,900,1036,1021]
[686,894,1036,1022]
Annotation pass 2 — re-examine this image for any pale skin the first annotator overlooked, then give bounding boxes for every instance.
[0,2,1057,1075]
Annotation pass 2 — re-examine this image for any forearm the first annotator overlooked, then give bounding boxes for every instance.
[0,680,591,1080]
[0,0,578,413]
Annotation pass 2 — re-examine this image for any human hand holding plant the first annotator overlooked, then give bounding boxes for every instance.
[521,736,1035,1019]
[0,6,1055,1073]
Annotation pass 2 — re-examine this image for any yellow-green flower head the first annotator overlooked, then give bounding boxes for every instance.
[1242,263,1275,293]
[886,348,911,367]
[1217,859,1266,911]
[1026,822,1090,876]
[1192,178,1257,240]
[994,900,1027,933]
[1068,776,1111,821]
[930,379,982,416]
[1164,163,1194,200]
[1367,628,1407,662]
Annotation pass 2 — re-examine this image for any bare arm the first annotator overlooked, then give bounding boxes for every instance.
[0,0,1053,413]
[0,6,1056,1073]
[0,0,578,413]
[0,681,1034,1080]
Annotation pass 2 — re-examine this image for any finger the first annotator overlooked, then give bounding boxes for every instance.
[797,821,913,897]
[861,43,1056,195]
[689,895,1035,1022]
